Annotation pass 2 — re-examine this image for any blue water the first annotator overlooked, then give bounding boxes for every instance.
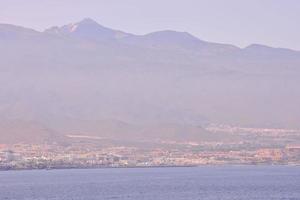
[0,166,299,200]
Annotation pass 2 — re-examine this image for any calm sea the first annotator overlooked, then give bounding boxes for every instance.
[0,166,299,200]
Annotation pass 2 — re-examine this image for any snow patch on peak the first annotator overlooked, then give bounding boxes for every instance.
[70,24,79,32]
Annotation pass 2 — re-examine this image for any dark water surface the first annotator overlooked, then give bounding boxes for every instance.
[0,166,299,200]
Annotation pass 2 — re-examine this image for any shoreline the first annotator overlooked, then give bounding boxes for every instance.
[1,163,299,172]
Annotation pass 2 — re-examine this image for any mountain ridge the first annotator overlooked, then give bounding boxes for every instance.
[1,18,298,52]
[0,18,300,144]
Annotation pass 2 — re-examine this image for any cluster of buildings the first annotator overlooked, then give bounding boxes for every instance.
[1,124,299,170]
[0,142,300,170]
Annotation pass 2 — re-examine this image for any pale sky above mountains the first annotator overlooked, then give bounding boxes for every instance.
[0,0,299,50]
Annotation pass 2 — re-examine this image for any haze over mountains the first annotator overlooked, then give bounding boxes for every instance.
[0,18,300,144]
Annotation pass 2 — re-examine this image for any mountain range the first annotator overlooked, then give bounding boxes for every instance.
[0,18,300,144]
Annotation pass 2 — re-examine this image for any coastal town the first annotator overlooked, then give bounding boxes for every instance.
[1,124,300,170]
[1,144,300,170]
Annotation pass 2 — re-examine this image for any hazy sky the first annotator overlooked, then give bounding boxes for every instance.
[1,0,299,49]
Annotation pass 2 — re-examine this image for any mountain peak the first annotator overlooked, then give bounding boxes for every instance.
[45,18,131,41]
[77,18,100,26]
[127,30,206,50]
[245,43,299,52]
[145,30,199,41]
[66,18,101,33]
[245,44,272,50]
